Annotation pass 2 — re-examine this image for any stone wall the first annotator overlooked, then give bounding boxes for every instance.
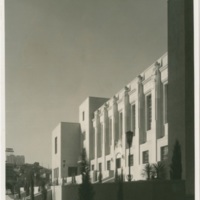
[58,180,186,200]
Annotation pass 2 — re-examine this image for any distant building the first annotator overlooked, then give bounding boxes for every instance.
[6,148,14,153]
[6,148,14,157]
[15,155,25,165]
[6,155,16,164]
[6,148,25,165]
[52,53,168,184]
[6,155,25,165]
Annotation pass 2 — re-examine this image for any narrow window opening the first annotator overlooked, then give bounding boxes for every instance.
[164,84,168,124]
[82,111,85,121]
[146,94,152,131]
[116,158,121,169]
[161,146,168,161]
[55,137,57,154]
[119,112,123,140]
[107,160,111,170]
[131,104,136,131]
[143,151,149,164]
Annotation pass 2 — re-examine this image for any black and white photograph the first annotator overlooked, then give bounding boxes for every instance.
[2,0,198,200]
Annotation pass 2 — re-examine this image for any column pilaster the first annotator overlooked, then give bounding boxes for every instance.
[94,110,100,169]
[102,103,108,171]
[151,62,162,163]
[122,86,130,169]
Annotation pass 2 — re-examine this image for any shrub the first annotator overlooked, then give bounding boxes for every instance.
[170,140,182,179]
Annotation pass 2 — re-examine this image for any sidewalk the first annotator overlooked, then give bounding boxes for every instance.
[6,195,27,200]
[6,195,14,200]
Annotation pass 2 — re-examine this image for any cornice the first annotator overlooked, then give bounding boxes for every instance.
[107,105,113,111]
[117,98,123,104]
[128,88,136,95]
[142,76,152,85]
[159,64,168,72]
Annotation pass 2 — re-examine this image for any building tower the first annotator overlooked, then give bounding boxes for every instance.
[168,0,194,197]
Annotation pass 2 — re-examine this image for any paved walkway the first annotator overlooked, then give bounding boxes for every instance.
[6,195,27,200]
[6,195,14,200]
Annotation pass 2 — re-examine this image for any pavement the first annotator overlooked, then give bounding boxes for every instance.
[6,195,14,200]
[6,195,27,200]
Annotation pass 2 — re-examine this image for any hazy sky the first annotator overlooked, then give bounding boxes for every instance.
[5,0,167,168]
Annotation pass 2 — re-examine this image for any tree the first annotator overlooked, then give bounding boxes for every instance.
[33,162,41,186]
[23,166,35,199]
[6,163,18,194]
[78,148,94,200]
[142,163,153,180]
[30,171,34,200]
[24,180,30,196]
[22,162,49,199]
[40,180,47,200]
[79,149,87,174]
[152,161,166,179]
[14,176,24,199]
[170,140,182,179]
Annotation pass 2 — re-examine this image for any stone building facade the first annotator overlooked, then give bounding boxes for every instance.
[52,53,168,184]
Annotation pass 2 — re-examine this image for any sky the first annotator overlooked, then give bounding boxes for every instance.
[5,0,167,168]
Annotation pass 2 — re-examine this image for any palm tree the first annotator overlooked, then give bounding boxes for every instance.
[142,163,153,180]
[153,162,165,179]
